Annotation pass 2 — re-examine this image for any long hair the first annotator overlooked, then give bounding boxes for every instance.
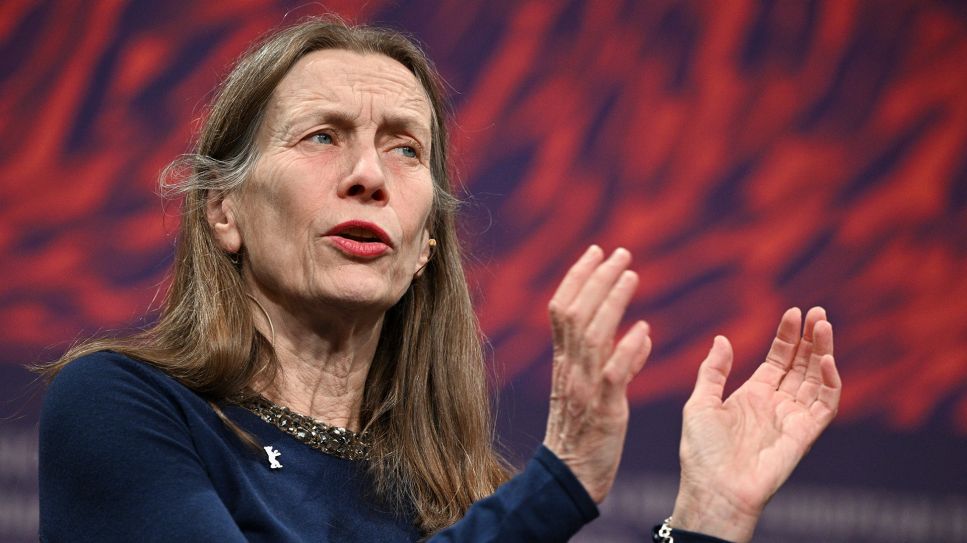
[38,16,510,534]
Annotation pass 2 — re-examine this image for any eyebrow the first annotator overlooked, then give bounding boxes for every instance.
[381,113,432,143]
[280,107,432,143]
[279,108,356,136]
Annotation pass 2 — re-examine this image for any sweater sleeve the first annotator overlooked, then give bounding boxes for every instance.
[429,445,599,542]
[38,353,247,543]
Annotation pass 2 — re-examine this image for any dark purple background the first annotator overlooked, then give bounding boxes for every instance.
[2,1,966,541]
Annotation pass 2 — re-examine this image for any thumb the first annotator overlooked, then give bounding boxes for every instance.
[688,335,733,406]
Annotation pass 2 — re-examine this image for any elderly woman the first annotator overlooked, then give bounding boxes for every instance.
[38,17,840,543]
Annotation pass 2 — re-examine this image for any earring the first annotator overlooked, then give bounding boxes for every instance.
[414,238,436,276]
[228,252,240,266]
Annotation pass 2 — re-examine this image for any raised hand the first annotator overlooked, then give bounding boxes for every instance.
[543,246,652,503]
[671,307,841,542]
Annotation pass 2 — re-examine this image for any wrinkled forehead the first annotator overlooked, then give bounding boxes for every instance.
[265,49,434,134]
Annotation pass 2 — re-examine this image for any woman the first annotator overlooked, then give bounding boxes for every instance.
[38,17,841,542]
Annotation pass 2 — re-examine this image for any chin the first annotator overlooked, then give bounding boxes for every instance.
[319,275,408,313]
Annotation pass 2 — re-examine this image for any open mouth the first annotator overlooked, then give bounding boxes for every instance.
[335,227,383,243]
[324,221,393,258]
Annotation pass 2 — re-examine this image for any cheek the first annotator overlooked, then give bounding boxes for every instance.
[389,182,433,277]
[244,157,327,236]
[399,177,435,234]
[236,199,312,265]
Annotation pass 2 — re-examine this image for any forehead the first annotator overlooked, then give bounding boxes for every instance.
[268,49,432,128]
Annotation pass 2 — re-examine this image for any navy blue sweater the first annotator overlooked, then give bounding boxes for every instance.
[38,352,598,542]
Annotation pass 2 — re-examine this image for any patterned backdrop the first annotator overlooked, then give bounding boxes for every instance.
[1,1,965,541]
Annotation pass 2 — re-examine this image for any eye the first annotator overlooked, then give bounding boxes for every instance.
[394,145,418,158]
[308,132,334,145]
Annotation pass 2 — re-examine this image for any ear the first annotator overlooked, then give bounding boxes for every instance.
[413,229,434,277]
[206,190,242,253]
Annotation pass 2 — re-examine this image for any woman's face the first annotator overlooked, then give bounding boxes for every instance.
[211,49,436,318]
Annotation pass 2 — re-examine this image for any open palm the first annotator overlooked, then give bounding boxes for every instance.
[671,307,841,543]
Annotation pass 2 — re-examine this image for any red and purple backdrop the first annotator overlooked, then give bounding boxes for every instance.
[2,1,966,541]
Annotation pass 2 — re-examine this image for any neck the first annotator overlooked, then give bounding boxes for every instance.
[245,285,385,432]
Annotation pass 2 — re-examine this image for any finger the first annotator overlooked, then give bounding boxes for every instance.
[582,270,639,365]
[778,306,826,395]
[601,321,652,401]
[687,335,733,406]
[549,245,605,354]
[546,245,618,445]
[565,248,632,336]
[629,322,652,376]
[750,307,802,389]
[796,320,834,405]
[549,245,604,319]
[803,307,827,341]
[809,354,841,426]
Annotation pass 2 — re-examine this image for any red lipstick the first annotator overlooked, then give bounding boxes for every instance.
[324,220,393,258]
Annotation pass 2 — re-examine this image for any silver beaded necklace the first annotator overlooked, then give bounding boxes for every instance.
[241,396,372,461]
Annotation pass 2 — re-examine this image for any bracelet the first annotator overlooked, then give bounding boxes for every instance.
[651,517,736,543]
[655,516,674,543]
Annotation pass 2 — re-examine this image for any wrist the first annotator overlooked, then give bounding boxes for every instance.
[671,483,761,543]
[541,440,610,503]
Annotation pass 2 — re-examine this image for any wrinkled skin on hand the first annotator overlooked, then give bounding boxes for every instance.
[672,307,842,543]
[542,245,652,503]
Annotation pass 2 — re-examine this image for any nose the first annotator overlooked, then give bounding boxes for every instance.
[338,142,388,204]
